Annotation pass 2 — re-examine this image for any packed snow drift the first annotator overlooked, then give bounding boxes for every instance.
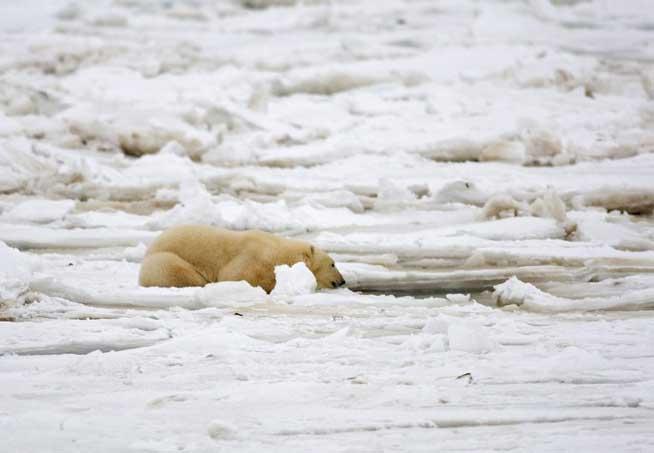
[1,0,654,451]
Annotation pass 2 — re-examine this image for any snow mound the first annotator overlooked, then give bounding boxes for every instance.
[303,190,364,213]
[207,419,237,440]
[422,317,449,334]
[576,186,654,215]
[493,276,654,312]
[433,180,487,206]
[373,178,417,211]
[30,276,199,309]
[479,140,526,164]
[59,66,222,159]
[271,262,317,298]
[276,65,424,96]
[3,199,75,224]
[529,189,567,223]
[522,129,575,166]
[56,3,82,21]
[574,213,654,251]
[149,182,300,232]
[115,117,213,158]
[195,281,268,308]
[494,277,532,303]
[240,0,297,8]
[402,333,447,352]
[420,315,496,353]
[123,243,147,261]
[0,242,40,302]
[147,182,216,229]
[643,68,654,100]
[447,322,497,353]
[480,194,527,220]
[91,13,128,28]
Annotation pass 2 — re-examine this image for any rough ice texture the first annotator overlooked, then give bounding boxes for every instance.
[207,419,238,440]
[447,323,497,353]
[2,199,75,223]
[493,276,654,312]
[2,0,654,451]
[195,281,268,307]
[0,241,40,302]
[271,262,317,299]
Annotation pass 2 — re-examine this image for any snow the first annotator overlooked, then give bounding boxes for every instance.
[2,199,75,223]
[196,281,268,307]
[271,262,317,298]
[2,0,654,451]
[494,276,654,312]
[447,322,497,354]
[0,242,40,302]
[207,419,238,440]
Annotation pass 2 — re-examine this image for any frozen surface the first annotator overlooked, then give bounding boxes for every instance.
[1,0,654,451]
[270,262,317,298]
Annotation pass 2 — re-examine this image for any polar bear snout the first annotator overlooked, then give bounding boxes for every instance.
[332,278,346,288]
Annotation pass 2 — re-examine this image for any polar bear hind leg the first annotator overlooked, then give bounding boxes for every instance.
[139,252,208,287]
[218,254,276,293]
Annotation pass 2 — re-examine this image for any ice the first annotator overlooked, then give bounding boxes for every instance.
[0,242,40,302]
[479,194,528,220]
[433,180,488,206]
[270,262,317,299]
[447,322,497,354]
[529,190,568,223]
[90,13,128,28]
[2,0,654,451]
[374,178,417,211]
[0,224,156,249]
[422,317,449,335]
[493,276,654,312]
[207,420,238,440]
[195,281,268,307]
[402,332,448,353]
[2,198,75,223]
[55,3,81,21]
[30,275,201,310]
[577,185,654,215]
[0,317,170,355]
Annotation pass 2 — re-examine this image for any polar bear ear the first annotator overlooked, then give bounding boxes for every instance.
[302,245,315,267]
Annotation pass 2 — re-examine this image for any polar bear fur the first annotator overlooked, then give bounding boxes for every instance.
[139,224,345,293]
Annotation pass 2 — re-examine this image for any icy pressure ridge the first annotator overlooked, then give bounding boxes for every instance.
[1,0,654,452]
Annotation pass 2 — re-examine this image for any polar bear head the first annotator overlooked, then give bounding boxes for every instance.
[304,245,346,289]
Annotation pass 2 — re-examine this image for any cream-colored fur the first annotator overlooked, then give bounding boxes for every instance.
[139,224,345,293]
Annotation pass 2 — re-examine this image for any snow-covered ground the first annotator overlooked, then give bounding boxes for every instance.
[2,0,654,451]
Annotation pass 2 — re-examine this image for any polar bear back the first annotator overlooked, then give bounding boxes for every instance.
[144,224,306,284]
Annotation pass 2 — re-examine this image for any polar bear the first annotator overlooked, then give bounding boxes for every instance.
[139,224,346,293]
